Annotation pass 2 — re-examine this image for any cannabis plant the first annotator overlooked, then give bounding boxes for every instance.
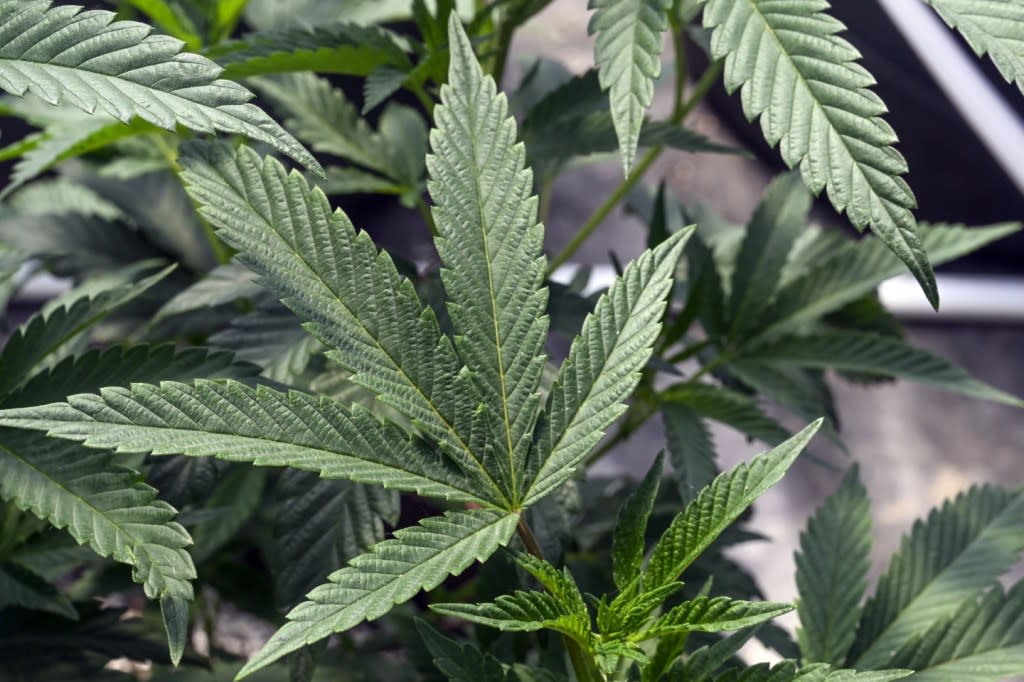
[0,1,1022,681]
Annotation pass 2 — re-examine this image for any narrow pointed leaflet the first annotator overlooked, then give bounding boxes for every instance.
[428,15,549,502]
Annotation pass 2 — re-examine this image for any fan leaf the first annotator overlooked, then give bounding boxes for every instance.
[239,508,519,677]
[796,466,872,666]
[588,0,673,173]
[0,379,488,503]
[0,429,195,662]
[925,0,1024,93]
[850,486,1024,668]
[179,142,502,503]
[701,0,936,305]
[0,0,318,172]
[644,420,821,593]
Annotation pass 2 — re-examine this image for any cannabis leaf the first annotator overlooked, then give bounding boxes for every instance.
[924,0,1024,93]
[179,140,502,501]
[700,0,936,306]
[850,486,1024,668]
[796,466,872,666]
[0,0,318,172]
[588,0,672,173]
[644,420,822,592]
[887,581,1024,680]
[428,14,549,500]
[238,509,519,676]
[525,228,691,505]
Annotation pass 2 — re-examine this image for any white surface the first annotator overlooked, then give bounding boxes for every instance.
[551,264,1024,323]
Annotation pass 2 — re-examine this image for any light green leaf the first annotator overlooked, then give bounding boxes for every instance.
[612,452,664,590]
[708,662,911,681]
[796,466,872,666]
[588,0,673,173]
[8,179,124,221]
[239,509,519,677]
[637,596,793,639]
[701,0,936,306]
[209,303,323,384]
[428,15,548,499]
[524,228,691,505]
[0,379,488,503]
[728,172,812,335]
[0,429,195,662]
[924,0,1024,93]
[0,1,318,172]
[154,262,262,322]
[888,582,1024,680]
[179,142,502,502]
[754,222,1020,341]
[850,487,1024,668]
[644,420,822,592]
[120,0,203,49]
[746,331,1023,407]
[207,24,409,79]
[431,589,591,640]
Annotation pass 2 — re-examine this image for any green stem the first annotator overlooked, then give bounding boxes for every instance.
[516,520,604,682]
[538,175,555,226]
[545,54,721,276]
[416,196,439,237]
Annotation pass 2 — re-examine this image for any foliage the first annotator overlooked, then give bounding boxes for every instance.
[0,1,1021,681]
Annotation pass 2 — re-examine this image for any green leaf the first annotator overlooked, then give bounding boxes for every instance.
[887,582,1024,680]
[754,222,1019,342]
[796,466,872,666]
[661,383,792,448]
[612,452,664,590]
[271,471,399,608]
[728,172,812,336]
[120,0,203,49]
[239,509,519,677]
[190,465,266,564]
[745,331,1023,407]
[0,429,195,662]
[525,228,691,505]
[701,0,936,306]
[707,662,911,681]
[209,303,323,384]
[725,361,840,445]
[662,403,717,504]
[154,262,262,322]
[416,620,512,682]
[0,267,171,401]
[431,590,591,640]
[588,0,673,173]
[179,142,502,502]
[8,179,124,221]
[428,15,549,500]
[924,0,1024,93]
[4,115,158,197]
[637,597,793,639]
[4,344,259,409]
[0,560,77,618]
[0,379,488,504]
[207,24,409,79]
[0,1,318,172]
[644,420,822,593]
[849,487,1024,669]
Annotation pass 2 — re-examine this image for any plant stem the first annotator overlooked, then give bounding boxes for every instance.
[545,45,722,276]
[516,520,603,681]
[416,196,439,237]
